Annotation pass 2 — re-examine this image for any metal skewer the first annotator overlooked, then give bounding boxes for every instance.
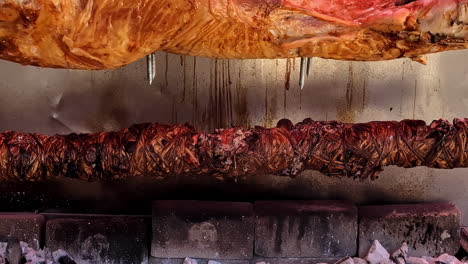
[306,57,312,77]
[147,53,157,85]
[299,57,307,90]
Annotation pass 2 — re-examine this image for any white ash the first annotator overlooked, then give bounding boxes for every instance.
[435,254,461,264]
[304,240,467,264]
[391,242,409,264]
[6,238,468,264]
[422,256,436,264]
[366,240,390,264]
[20,242,47,264]
[184,257,198,264]
[52,249,70,262]
[335,257,355,264]
[0,242,6,264]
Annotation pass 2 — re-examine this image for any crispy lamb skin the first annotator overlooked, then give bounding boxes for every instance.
[0,0,467,69]
[0,119,467,182]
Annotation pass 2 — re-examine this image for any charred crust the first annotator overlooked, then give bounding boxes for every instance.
[255,0,283,17]
[0,3,38,25]
[18,8,39,26]
[0,38,17,54]
[277,119,294,130]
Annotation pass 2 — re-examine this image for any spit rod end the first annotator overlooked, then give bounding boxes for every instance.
[299,57,307,90]
[147,53,156,86]
[306,57,312,77]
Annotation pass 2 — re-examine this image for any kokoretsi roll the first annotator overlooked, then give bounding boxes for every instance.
[0,118,467,182]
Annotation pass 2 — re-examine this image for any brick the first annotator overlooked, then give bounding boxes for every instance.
[254,201,358,258]
[151,200,254,259]
[0,213,44,249]
[250,258,342,264]
[358,203,461,257]
[0,235,22,264]
[149,258,250,264]
[46,216,148,264]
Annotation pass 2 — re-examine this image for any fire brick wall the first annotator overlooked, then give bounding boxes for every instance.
[0,51,467,223]
[0,201,461,264]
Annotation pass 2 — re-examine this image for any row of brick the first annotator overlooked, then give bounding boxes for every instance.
[0,201,462,263]
[151,201,461,261]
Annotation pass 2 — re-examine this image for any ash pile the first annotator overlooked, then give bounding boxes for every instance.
[321,240,467,264]
[0,237,70,264]
[2,238,468,264]
[180,240,468,264]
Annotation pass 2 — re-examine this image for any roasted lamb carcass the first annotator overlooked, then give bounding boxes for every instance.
[1,119,467,182]
[0,0,467,69]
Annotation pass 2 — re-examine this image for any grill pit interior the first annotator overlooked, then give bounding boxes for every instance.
[1,0,468,263]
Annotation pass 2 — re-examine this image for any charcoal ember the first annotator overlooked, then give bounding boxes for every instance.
[353,258,368,264]
[407,257,430,264]
[391,243,408,264]
[0,119,467,181]
[461,228,468,253]
[52,249,77,264]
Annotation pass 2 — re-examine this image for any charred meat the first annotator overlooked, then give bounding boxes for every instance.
[0,118,467,182]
